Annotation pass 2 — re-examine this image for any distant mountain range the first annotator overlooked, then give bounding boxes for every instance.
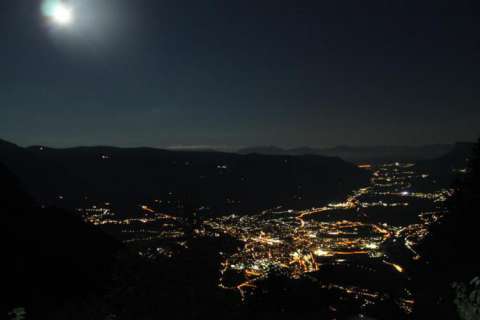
[2,137,474,216]
[0,138,370,216]
[237,144,457,163]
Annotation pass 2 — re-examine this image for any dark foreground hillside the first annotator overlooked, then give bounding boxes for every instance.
[0,138,370,216]
[0,163,121,318]
[412,139,480,319]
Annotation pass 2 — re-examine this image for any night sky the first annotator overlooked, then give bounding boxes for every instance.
[1,0,479,149]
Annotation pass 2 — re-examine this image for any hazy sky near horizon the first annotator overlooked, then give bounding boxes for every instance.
[1,0,479,148]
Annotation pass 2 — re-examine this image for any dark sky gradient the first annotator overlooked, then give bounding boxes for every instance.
[1,0,479,148]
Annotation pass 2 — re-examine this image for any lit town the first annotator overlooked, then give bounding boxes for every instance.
[72,161,457,316]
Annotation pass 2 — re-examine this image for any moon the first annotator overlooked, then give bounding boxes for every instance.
[52,3,73,25]
[42,0,74,26]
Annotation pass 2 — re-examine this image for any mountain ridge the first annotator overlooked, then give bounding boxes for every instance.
[238,143,459,162]
[0,138,370,217]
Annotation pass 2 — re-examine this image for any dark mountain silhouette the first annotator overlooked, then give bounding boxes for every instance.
[0,138,371,217]
[411,139,480,319]
[238,145,291,155]
[417,142,475,172]
[238,144,455,163]
[0,139,77,200]
[416,142,476,186]
[0,161,121,317]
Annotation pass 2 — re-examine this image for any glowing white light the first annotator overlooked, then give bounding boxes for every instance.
[365,243,379,250]
[51,3,73,26]
[314,248,332,257]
